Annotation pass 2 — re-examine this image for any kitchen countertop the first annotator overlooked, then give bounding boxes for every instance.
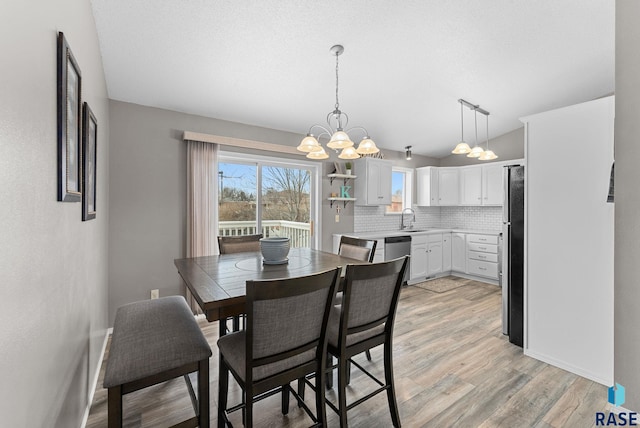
[336,228,501,240]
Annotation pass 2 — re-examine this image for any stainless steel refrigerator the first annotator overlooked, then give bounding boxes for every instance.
[501,165,524,347]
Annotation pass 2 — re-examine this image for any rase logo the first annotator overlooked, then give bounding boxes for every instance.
[595,383,638,426]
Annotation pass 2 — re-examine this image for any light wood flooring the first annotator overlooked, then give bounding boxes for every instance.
[86,280,610,427]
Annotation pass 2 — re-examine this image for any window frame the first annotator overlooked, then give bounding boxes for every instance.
[386,166,414,215]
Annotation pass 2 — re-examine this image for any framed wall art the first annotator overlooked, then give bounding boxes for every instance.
[82,102,97,221]
[57,32,82,202]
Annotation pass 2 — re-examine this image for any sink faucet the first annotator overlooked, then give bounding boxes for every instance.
[400,208,416,230]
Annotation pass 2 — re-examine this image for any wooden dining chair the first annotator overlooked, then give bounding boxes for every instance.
[217,234,263,332]
[218,234,263,254]
[217,268,340,427]
[300,257,409,427]
[337,236,377,361]
[338,236,377,263]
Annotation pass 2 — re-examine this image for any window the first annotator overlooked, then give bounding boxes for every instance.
[217,153,320,249]
[386,167,413,214]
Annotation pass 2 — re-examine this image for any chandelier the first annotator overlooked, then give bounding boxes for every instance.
[297,45,379,160]
[451,98,497,160]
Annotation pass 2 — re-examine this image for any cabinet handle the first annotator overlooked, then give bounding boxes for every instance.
[479,255,485,259]
[479,247,486,250]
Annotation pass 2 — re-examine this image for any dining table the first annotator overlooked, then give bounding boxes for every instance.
[174,247,364,337]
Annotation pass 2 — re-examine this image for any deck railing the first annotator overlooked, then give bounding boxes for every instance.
[219,220,311,248]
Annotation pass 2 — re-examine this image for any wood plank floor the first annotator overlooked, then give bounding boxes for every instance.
[86,279,611,427]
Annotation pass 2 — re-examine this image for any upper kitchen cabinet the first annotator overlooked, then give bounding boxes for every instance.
[353,157,392,205]
[438,168,460,206]
[416,166,439,206]
[481,163,504,205]
[460,166,482,205]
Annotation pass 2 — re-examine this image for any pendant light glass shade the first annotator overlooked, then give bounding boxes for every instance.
[478,150,498,160]
[356,137,379,154]
[326,130,354,149]
[297,134,322,152]
[467,146,484,158]
[338,146,360,159]
[306,147,329,159]
[452,142,471,154]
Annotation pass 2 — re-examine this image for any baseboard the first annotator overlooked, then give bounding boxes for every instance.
[524,348,612,386]
[80,327,112,428]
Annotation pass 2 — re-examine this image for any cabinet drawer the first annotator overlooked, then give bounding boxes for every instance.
[467,234,498,245]
[427,233,442,243]
[468,251,498,263]
[467,259,498,278]
[411,235,428,245]
[467,242,498,254]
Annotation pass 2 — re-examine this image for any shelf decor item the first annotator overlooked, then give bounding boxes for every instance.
[345,162,352,175]
[82,102,97,221]
[57,32,82,202]
[259,237,291,264]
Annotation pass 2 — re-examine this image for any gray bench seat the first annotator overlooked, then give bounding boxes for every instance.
[104,296,212,428]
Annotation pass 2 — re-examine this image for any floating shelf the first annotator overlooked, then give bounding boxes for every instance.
[328,197,356,208]
[327,173,357,186]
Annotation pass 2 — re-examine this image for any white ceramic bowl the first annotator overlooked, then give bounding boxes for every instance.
[259,237,290,263]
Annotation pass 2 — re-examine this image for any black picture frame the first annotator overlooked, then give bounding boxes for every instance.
[82,103,97,221]
[57,32,82,202]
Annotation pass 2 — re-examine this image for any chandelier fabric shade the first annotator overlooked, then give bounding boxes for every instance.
[297,45,379,160]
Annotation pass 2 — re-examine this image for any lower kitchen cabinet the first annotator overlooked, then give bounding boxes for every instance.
[442,233,452,271]
[451,233,466,273]
[410,235,428,280]
[427,234,443,277]
[466,234,499,280]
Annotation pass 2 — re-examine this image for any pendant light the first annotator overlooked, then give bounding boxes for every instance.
[467,109,484,158]
[297,45,379,159]
[451,101,471,154]
[478,113,498,160]
[405,146,412,160]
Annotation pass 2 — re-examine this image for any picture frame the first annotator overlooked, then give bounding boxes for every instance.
[57,32,82,202]
[82,102,97,221]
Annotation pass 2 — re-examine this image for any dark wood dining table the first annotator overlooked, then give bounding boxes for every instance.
[174,247,363,337]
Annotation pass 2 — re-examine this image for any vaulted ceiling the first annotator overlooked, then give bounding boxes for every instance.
[91,0,614,158]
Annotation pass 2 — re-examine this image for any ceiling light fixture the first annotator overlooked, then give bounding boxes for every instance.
[451,101,471,154]
[452,99,497,160]
[405,146,412,160]
[297,45,379,160]
[478,113,498,161]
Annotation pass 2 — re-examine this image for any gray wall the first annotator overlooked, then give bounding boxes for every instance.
[615,0,640,412]
[0,1,110,426]
[439,127,525,166]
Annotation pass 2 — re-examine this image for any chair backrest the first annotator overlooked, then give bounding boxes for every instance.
[338,236,377,263]
[218,234,263,254]
[245,268,340,384]
[337,257,409,345]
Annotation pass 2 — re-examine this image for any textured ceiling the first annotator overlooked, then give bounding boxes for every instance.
[90,0,614,158]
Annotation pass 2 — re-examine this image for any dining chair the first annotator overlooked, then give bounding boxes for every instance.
[338,236,377,263]
[300,256,409,427]
[217,267,340,427]
[217,234,263,332]
[337,236,377,361]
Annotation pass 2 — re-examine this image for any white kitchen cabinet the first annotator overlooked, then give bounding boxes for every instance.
[482,164,504,205]
[451,232,466,272]
[427,234,443,277]
[438,168,459,206]
[416,166,439,206]
[442,232,452,271]
[354,157,392,206]
[372,239,385,263]
[410,235,428,281]
[460,166,483,205]
[466,234,499,279]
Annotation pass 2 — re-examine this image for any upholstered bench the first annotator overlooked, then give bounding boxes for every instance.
[103,296,212,428]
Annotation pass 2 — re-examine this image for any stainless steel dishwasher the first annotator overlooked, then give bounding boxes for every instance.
[385,236,411,283]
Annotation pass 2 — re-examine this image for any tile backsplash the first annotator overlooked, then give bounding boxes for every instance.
[354,205,502,233]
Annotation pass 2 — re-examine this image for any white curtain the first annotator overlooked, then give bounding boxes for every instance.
[186,140,219,257]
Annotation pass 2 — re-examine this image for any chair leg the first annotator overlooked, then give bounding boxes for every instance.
[232,315,240,332]
[316,362,328,427]
[297,377,305,406]
[337,356,349,428]
[346,360,351,385]
[107,386,122,428]
[218,359,228,428]
[326,353,334,389]
[281,383,290,415]
[246,391,254,428]
[384,342,401,427]
[365,350,372,361]
[198,359,210,428]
